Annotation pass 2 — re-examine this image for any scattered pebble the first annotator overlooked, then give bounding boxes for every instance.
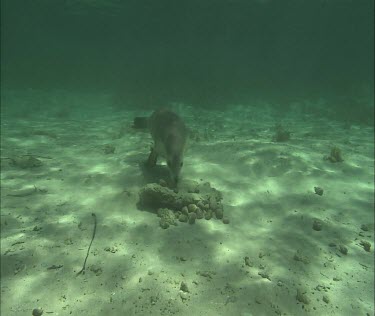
[179,291,189,301]
[258,271,271,281]
[294,251,310,264]
[338,245,348,255]
[188,213,196,224]
[333,276,342,281]
[314,186,324,196]
[197,201,205,209]
[181,206,188,215]
[104,246,118,253]
[159,219,170,229]
[90,265,103,276]
[323,295,330,303]
[312,219,323,231]
[222,218,230,224]
[196,270,214,279]
[360,240,371,252]
[215,208,224,219]
[180,281,189,293]
[196,208,204,219]
[188,204,197,213]
[296,289,310,305]
[178,214,188,222]
[209,199,218,210]
[32,308,43,316]
[244,256,253,267]
[204,210,212,220]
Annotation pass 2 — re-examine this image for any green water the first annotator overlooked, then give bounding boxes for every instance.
[1,0,374,121]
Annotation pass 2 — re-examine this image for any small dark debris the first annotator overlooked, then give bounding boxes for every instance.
[47,264,63,270]
[360,240,371,252]
[244,256,253,267]
[32,308,43,316]
[296,289,310,305]
[180,281,189,293]
[312,219,323,231]
[314,186,324,196]
[338,245,348,255]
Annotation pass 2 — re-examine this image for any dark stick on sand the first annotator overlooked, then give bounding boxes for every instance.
[76,213,97,276]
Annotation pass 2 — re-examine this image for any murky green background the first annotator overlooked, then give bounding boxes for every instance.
[1,0,373,122]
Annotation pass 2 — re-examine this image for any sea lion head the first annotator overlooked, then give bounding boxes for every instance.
[165,133,185,186]
[167,153,184,185]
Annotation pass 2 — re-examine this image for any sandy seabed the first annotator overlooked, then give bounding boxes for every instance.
[1,98,374,316]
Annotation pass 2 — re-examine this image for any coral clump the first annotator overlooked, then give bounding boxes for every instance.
[138,181,226,229]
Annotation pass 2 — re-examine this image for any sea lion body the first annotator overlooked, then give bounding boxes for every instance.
[147,109,188,185]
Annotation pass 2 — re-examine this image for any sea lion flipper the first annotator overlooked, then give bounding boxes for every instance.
[147,148,158,167]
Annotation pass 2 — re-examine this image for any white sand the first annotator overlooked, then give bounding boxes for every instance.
[1,97,374,316]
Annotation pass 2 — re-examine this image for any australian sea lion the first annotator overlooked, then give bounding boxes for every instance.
[132,109,186,187]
